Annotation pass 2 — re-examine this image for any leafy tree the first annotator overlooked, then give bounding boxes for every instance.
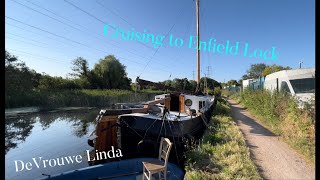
[200,77,221,90]
[70,57,90,78]
[70,57,92,89]
[92,55,131,89]
[242,63,291,80]
[38,74,82,90]
[227,79,239,86]
[188,80,197,92]
[241,74,250,80]
[160,80,173,90]
[171,78,189,91]
[262,64,291,77]
[245,63,267,79]
[5,51,35,95]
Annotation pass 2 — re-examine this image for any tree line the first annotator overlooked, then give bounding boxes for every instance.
[5,49,290,98]
[5,51,132,94]
[5,50,223,108]
[221,63,292,88]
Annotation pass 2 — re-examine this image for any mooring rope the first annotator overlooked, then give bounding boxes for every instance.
[167,119,181,165]
[200,113,209,127]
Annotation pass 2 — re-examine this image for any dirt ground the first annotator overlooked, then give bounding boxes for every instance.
[228,99,315,180]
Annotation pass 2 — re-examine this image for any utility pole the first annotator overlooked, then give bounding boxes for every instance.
[206,66,210,94]
[299,61,303,69]
[204,73,207,95]
[195,0,201,93]
[192,70,195,81]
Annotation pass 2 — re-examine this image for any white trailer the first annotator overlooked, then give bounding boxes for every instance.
[263,68,315,107]
[242,79,253,91]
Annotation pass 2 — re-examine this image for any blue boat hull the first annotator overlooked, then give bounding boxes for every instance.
[42,158,184,180]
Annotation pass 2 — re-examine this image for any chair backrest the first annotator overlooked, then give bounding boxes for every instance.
[158,137,173,166]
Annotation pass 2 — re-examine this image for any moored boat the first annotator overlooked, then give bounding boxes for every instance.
[118,92,215,141]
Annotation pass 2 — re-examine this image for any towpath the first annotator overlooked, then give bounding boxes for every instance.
[227,99,315,180]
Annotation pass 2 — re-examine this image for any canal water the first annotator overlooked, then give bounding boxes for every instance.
[5,108,100,180]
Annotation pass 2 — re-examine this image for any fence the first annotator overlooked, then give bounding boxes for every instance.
[245,77,265,91]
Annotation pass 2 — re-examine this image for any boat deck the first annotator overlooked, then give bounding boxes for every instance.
[120,111,194,121]
[42,158,184,180]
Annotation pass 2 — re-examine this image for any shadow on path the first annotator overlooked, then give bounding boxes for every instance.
[228,101,276,137]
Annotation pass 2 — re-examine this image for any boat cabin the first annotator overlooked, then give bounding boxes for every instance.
[154,93,213,115]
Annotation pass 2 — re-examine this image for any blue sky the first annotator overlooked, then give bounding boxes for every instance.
[5,0,315,83]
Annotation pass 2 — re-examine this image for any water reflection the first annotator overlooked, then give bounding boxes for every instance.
[5,109,99,155]
[5,117,36,154]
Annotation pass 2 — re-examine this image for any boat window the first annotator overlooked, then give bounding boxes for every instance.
[289,78,315,93]
[198,101,205,109]
[199,101,202,109]
[280,81,291,94]
[185,99,192,106]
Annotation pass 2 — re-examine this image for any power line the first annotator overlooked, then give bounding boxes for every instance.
[6,2,192,80]
[63,0,156,51]
[6,36,49,49]
[167,1,195,65]
[6,16,149,65]
[11,1,126,54]
[24,0,93,32]
[7,23,141,66]
[63,0,191,74]
[6,16,100,51]
[6,32,47,45]
[138,2,187,77]
[5,35,83,57]
[95,0,134,27]
[5,20,172,75]
[16,0,175,69]
[11,0,84,33]
[6,48,69,64]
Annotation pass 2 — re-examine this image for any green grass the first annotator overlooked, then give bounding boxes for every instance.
[230,90,315,166]
[221,89,235,98]
[185,99,261,180]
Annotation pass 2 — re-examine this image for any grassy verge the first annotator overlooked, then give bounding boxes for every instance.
[230,90,315,166]
[185,99,261,180]
[5,89,165,109]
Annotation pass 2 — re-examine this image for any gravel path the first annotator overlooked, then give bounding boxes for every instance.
[228,99,315,180]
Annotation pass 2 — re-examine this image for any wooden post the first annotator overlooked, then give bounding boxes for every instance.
[179,95,185,113]
[164,98,171,111]
[95,116,119,153]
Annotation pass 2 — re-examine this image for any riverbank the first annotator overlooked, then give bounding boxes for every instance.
[185,98,261,179]
[5,89,165,109]
[230,90,315,166]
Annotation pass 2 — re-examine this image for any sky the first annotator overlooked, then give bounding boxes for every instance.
[5,0,315,83]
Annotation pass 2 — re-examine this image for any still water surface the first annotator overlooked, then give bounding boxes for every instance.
[5,108,100,180]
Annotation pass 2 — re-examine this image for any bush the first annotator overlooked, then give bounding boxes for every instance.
[221,89,234,98]
[213,87,221,97]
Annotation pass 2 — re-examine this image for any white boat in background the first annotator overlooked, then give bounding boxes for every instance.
[264,68,315,108]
